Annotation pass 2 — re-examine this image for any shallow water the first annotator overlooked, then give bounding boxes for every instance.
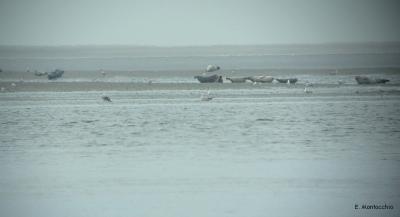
[1,90,400,161]
[1,87,400,217]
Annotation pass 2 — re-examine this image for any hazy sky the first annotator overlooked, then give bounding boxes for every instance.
[0,0,399,46]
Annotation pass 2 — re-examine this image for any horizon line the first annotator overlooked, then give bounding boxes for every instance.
[1,41,400,48]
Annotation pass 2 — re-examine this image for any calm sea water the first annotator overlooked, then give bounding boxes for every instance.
[1,43,400,71]
[1,90,400,217]
[1,45,400,217]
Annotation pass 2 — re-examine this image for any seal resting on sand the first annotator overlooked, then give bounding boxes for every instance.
[34,70,47,76]
[246,76,274,83]
[355,76,389,84]
[47,69,64,80]
[194,74,223,83]
[226,77,247,83]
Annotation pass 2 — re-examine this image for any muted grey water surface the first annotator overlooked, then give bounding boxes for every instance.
[1,87,400,217]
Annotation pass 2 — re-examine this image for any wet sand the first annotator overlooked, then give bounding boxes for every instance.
[1,81,400,100]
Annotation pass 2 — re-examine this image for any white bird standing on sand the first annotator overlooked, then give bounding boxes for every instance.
[304,87,312,94]
[200,89,213,101]
[10,83,16,87]
[1,87,5,92]
[101,94,112,102]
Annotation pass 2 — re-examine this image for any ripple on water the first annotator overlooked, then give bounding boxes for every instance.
[255,118,274,122]
[82,120,99,124]
[1,90,400,162]
[61,121,78,127]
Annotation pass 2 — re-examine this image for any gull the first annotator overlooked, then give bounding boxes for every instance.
[101,94,112,102]
[200,89,213,101]
[304,87,312,94]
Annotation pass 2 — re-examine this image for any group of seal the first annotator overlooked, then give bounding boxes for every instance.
[33,69,64,80]
[195,74,298,84]
[195,65,299,84]
[195,65,391,85]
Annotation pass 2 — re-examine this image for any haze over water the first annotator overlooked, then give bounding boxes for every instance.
[1,0,400,216]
